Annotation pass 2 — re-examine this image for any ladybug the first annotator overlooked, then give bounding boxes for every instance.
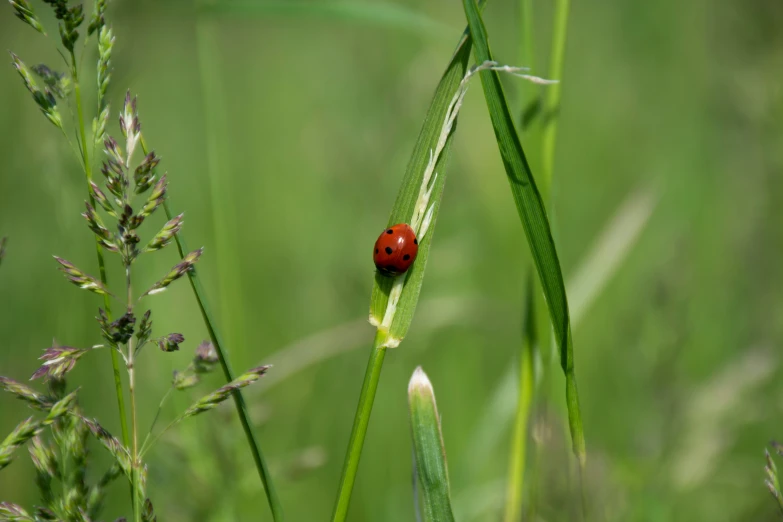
[373,223,419,276]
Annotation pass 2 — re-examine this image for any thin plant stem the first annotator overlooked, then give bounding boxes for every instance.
[69,47,132,506]
[125,264,141,522]
[140,388,173,453]
[503,0,537,517]
[331,330,388,522]
[539,0,570,203]
[537,0,587,516]
[138,135,284,520]
[519,0,535,119]
[503,279,536,522]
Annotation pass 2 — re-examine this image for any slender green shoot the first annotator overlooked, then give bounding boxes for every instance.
[539,0,571,202]
[138,135,284,520]
[330,331,387,522]
[69,44,131,496]
[460,0,586,512]
[503,278,536,522]
[409,367,456,522]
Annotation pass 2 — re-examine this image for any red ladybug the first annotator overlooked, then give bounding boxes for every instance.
[373,223,419,276]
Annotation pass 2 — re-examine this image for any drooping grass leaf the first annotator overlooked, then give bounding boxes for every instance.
[409,367,455,522]
[460,0,585,466]
[139,134,284,521]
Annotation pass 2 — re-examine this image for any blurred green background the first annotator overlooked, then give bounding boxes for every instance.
[1,0,782,520]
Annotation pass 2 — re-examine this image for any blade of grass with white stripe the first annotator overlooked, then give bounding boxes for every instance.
[460,0,585,471]
[409,367,456,522]
[331,7,485,520]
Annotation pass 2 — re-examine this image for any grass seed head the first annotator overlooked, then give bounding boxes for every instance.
[0,376,53,410]
[31,343,89,382]
[143,247,203,296]
[143,213,182,253]
[82,201,112,241]
[136,310,152,347]
[119,91,141,163]
[53,256,113,297]
[89,181,116,217]
[194,340,219,373]
[109,312,136,345]
[137,175,167,221]
[134,152,160,194]
[0,417,42,471]
[10,52,63,130]
[0,501,33,521]
[142,498,157,522]
[181,366,270,419]
[57,3,84,52]
[158,333,184,352]
[81,417,132,477]
[30,64,70,99]
[9,0,47,35]
[88,0,107,35]
[29,435,57,505]
[172,370,200,390]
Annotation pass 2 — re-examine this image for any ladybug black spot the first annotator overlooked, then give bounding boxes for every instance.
[413,238,418,245]
[403,254,410,261]
[386,229,393,234]
[375,248,378,254]
[385,247,393,255]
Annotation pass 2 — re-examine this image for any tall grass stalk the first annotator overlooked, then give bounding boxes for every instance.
[139,134,285,521]
[69,42,132,501]
[506,0,572,516]
[540,0,570,202]
[503,280,535,522]
[460,0,585,517]
[330,331,387,521]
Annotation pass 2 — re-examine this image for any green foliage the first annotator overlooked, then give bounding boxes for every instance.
[461,0,584,466]
[409,367,456,522]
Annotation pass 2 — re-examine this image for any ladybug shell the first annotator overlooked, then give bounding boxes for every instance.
[373,223,419,276]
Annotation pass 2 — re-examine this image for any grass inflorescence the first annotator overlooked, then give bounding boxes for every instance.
[1,2,275,519]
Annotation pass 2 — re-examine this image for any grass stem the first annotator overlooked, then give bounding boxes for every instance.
[331,330,387,522]
[70,47,132,508]
[125,264,141,522]
[503,281,536,522]
[539,0,570,202]
[138,133,283,517]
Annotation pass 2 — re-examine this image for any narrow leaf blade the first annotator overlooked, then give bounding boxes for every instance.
[409,367,456,522]
[369,27,477,343]
[461,0,585,464]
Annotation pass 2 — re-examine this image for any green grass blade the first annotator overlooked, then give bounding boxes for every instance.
[503,276,536,522]
[540,0,571,201]
[332,8,485,520]
[160,195,285,521]
[409,367,456,522]
[139,133,283,520]
[460,0,585,469]
[368,14,483,344]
